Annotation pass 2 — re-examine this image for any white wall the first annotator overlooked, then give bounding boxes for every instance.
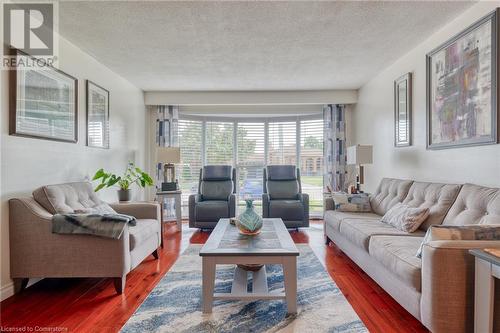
[0,37,147,300]
[353,1,500,193]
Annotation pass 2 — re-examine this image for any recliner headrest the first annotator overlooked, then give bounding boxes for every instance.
[266,165,297,181]
[202,165,233,181]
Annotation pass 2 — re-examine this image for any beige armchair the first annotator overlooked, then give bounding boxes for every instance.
[9,182,161,294]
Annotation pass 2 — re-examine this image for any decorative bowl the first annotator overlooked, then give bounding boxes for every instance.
[237,263,264,272]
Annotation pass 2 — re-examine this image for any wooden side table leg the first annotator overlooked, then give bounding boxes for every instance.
[202,257,216,313]
[474,258,494,333]
[175,193,182,231]
[283,256,297,314]
[160,198,164,248]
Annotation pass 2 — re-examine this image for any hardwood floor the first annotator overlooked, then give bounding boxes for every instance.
[0,220,428,333]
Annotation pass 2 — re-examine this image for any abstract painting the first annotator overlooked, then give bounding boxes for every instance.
[427,10,498,149]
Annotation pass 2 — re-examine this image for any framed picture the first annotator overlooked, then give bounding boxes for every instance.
[86,80,110,149]
[9,50,78,142]
[426,10,499,150]
[394,72,412,147]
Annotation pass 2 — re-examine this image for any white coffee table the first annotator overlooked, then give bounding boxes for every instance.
[199,218,299,314]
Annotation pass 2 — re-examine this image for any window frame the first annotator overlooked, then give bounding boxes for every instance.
[178,114,324,217]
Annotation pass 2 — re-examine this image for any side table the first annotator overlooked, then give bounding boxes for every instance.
[156,190,182,236]
[470,248,500,333]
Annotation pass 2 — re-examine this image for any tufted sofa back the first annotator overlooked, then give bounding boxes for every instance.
[402,182,462,230]
[369,178,413,216]
[443,183,500,226]
[33,182,104,214]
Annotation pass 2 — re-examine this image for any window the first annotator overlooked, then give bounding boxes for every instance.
[237,123,265,208]
[176,115,324,218]
[300,119,324,215]
[268,121,297,165]
[206,121,234,165]
[178,119,203,215]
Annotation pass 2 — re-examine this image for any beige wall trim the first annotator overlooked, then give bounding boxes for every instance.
[144,90,358,106]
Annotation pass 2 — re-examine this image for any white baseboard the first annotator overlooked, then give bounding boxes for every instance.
[0,282,14,301]
[0,278,42,301]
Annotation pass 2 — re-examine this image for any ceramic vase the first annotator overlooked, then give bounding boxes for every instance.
[236,199,263,235]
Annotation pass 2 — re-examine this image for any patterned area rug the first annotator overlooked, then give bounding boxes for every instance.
[121,245,367,333]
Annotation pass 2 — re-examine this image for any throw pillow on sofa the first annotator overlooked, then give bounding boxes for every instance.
[416,225,500,258]
[331,193,371,212]
[381,203,429,233]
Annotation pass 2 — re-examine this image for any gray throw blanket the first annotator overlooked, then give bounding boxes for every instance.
[52,213,136,239]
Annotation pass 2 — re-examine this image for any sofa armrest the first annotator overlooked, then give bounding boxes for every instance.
[262,194,270,218]
[298,193,309,226]
[9,198,130,279]
[324,196,335,211]
[421,240,500,333]
[188,194,202,227]
[229,194,236,218]
[109,202,160,221]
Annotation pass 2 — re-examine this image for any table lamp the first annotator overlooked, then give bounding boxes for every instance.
[156,147,181,191]
[347,145,373,193]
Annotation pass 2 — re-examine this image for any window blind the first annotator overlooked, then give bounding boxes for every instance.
[300,119,324,216]
[206,121,234,165]
[237,122,265,203]
[268,121,297,165]
[178,119,203,208]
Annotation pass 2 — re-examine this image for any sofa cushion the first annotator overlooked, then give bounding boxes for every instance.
[195,200,229,222]
[339,218,425,250]
[324,210,381,231]
[369,235,423,291]
[269,200,304,221]
[129,219,159,250]
[33,182,104,214]
[369,178,413,216]
[402,182,461,230]
[381,203,430,232]
[200,180,233,200]
[443,183,500,226]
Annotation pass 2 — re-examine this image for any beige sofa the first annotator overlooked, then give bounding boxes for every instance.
[324,178,500,333]
[9,182,161,294]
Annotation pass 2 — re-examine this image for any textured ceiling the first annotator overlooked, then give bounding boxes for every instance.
[59,1,473,91]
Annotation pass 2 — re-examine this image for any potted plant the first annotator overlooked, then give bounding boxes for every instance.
[93,163,154,201]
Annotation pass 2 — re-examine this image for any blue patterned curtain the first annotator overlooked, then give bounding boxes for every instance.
[155,105,179,183]
[155,105,179,217]
[323,104,348,192]
[156,105,179,148]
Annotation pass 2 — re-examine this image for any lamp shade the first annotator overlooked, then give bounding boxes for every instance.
[347,145,373,165]
[156,147,181,163]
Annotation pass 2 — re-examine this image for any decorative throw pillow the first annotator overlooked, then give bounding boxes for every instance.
[74,203,117,215]
[331,193,371,212]
[381,203,429,233]
[415,225,500,258]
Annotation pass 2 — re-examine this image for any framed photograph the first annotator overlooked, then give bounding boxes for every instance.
[426,10,499,150]
[86,80,110,148]
[9,50,78,142]
[394,72,412,147]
